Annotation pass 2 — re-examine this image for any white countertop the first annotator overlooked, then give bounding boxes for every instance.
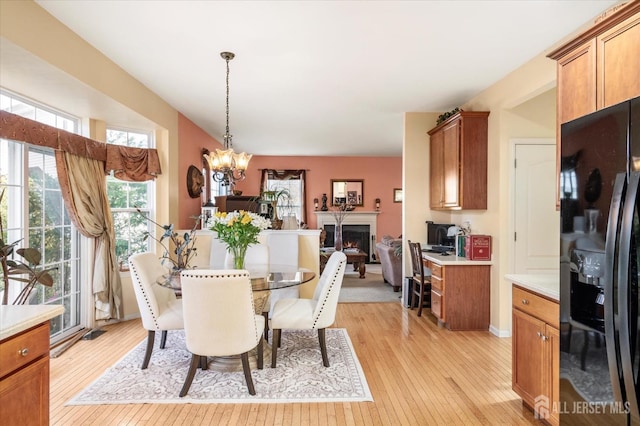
[0,305,65,341]
[505,274,559,301]
[422,252,493,266]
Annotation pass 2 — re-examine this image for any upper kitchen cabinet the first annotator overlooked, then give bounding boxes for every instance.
[428,111,489,210]
[548,1,640,206]
[549,2,640,125]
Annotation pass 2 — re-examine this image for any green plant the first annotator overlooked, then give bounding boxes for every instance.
[436,107,462,125]
[135,207,201,272]
[0,189,56,305]
[260,187,291,221]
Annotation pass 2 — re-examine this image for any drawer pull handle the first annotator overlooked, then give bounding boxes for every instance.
[19,348,29,357]
[541,335,548,342]
[536,331,542,338]
[521,299,529,305]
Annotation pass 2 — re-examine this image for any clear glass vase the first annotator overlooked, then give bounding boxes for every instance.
[231,244,248,269]
[334,223,343,251]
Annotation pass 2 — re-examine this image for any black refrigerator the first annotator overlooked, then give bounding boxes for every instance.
[560,95,640,425]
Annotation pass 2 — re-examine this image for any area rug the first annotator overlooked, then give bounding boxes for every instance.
[339,264,401,303]
[66,328,372,405]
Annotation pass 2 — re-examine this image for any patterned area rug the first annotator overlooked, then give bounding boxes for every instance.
[67,328,372,405]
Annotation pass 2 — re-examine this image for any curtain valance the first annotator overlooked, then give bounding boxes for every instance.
[0,110,161,181]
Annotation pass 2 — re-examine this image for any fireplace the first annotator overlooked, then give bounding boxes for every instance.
[314,211,379,262]
[323,224,370,262]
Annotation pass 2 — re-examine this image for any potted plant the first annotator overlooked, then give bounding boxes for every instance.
[0,189,56,305]
[135,207,201,283]
[260,187,291,230]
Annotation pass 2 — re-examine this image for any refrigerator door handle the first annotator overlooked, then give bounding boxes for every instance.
[605,172,628,405]
[619,171,640,418]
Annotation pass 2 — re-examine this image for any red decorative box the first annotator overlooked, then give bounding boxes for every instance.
[465,235,492,260]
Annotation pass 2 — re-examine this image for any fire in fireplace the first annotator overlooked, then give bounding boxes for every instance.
[323,224,370,262]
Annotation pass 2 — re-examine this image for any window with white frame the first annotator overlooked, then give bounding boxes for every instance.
[0,90,81,342]
[106,128,154,267]
[261,169,306,225]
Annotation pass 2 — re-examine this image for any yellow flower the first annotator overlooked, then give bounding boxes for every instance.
[240,213,252,225]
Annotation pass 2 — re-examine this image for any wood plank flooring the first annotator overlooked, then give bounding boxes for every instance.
[50,302,538,425]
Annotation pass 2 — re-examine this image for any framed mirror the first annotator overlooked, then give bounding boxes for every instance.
[331,179,364,206]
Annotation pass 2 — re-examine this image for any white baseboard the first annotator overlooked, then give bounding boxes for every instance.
[490,325,511,338]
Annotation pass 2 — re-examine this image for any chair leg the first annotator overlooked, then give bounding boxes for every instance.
[417,283,424,317]
[241,352,256,395]
[257,337,264,370]
[200,356,208,370]
[179,354,200,397]
[141,330,155,369]
[160,330,168,349]
[263,311,269,342]
[318,328,330,367]
[271,329,280,368]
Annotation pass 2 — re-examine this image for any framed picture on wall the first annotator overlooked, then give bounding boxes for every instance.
[393,188,403,203]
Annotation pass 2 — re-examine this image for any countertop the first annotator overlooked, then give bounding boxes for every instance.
[0,304,65,341]
[505,274,559,302]
[422,252,493,266]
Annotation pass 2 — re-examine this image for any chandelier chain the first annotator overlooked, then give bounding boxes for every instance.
[224,54,231,148]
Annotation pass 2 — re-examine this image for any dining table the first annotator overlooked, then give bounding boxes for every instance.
[159,266,315,314]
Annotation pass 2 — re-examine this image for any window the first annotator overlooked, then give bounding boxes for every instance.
[260,169,307,225]
[0,90,82,342]
[106,128,154,267]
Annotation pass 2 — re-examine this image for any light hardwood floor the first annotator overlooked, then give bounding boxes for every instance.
[50,302,538,425]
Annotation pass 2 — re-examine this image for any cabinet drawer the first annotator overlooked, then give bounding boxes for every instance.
[431,275,444,293]
[430,263,443,279]
[0,323,50,378]
[513,286,559,328]
[431,290,443,320]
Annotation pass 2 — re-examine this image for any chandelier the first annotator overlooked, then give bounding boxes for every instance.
[203,51,252,191]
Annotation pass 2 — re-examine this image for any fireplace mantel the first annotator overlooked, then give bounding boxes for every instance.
[314,211,380,261]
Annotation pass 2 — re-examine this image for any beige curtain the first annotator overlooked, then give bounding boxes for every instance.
[55,151,123,320]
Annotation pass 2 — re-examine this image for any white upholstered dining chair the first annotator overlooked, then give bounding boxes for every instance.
[128,252,184,369]
[223,243,270,270]
[263,233,300,340]
[179,269,265,396]
[270,251,347,368]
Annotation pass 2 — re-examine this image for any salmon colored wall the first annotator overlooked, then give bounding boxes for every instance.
[235,156,403,241]
[177,116,402,240]
[178,113,223,228]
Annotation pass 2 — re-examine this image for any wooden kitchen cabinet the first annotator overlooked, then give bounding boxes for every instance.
[512,285,559,426]
[425,259,490,330]
[427,111,489,210]
[0,322,51,426]
[548,2,640,207]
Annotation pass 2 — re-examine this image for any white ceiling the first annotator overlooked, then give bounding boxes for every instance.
[9,1,620,156]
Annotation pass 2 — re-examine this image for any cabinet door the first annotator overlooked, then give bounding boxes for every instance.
[557,39,597,125]
[431,289,443,321]
[545,325,560,426]
[597,13,640,109]
[512,308,545,407]
[0,356,49,425]
[442,120,460,207]
[429,130,444,208]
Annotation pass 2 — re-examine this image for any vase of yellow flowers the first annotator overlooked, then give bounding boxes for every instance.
[209,210,271,269]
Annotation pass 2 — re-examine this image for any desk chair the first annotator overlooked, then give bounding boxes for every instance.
[408,240,431,317]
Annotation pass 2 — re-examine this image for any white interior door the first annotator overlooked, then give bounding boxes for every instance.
[514,143,559,274]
